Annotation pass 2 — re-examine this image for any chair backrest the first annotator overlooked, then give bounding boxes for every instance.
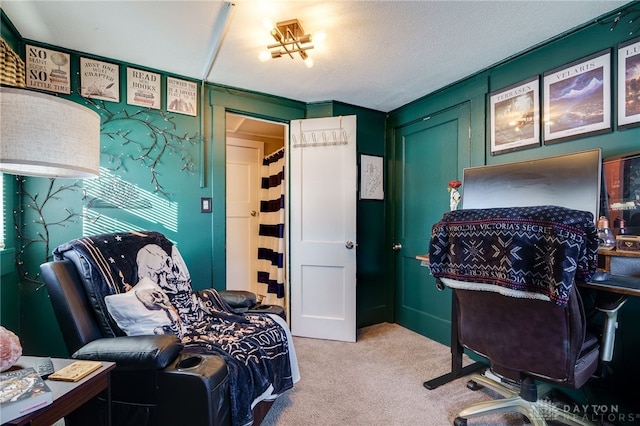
[454,284,588,386]
[441,149,603,389]
[40,260,103,354]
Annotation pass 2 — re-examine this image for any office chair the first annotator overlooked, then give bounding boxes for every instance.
[447,283,599,426]
[430,205,601,426]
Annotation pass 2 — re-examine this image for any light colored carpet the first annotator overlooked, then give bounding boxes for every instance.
[261,322,526,426]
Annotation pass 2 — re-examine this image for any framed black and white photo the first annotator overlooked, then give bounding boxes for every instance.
[617,37,640,129]
[167,77,198,116]
[489,76,540,155]
[360,154,384,200]
[80,57,120,102]
[543,49,611,144]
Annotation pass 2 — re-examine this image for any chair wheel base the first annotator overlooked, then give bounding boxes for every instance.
[466,379,483,391]
[454,417,467,426]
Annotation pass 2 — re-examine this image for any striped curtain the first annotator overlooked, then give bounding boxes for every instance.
[257,148,286,306]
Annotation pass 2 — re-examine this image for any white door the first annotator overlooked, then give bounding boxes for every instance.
[290,115,357,342]
[226,138,263,293]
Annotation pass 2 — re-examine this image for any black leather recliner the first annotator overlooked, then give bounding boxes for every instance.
[40,258,275,426]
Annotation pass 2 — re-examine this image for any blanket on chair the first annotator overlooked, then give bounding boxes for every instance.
[428,206,598,306]
[54,231,295,426]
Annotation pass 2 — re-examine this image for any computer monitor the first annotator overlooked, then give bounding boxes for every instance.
[461,149,602,222]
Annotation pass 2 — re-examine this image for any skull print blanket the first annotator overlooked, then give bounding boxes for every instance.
[53,231,299,426]
[428,206,598,307]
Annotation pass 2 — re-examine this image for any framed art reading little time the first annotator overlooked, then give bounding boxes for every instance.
[543,49,611,144]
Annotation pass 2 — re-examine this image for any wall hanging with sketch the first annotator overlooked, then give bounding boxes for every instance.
[489,76,540,155]
[359,154,384,200]
[543,49,611,144]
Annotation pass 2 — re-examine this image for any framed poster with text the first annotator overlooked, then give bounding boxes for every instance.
[617,37,640,129]
[26,45,70,94]
[127,67,161,109]
[80,57,120,102]
[489,76,540,155]
[543,50,611,144]
[167,77,197,116]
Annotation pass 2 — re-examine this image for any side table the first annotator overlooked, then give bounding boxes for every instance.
[4,356,116,426]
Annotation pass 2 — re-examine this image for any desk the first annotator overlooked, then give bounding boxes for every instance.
[416,253,640,389]
[5,357,116,426]
[580,274,640,297]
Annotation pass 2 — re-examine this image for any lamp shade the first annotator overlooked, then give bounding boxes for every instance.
[0,86,101,178]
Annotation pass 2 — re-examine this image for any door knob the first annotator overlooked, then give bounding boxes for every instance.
[250,210,257,217]
[345,241,355,249]
[392,243,402,251]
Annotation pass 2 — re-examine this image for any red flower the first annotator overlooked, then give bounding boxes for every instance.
[448,180,461,189]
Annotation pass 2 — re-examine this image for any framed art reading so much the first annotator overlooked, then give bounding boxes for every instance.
[489,76,540,155]
[543,49,611,144]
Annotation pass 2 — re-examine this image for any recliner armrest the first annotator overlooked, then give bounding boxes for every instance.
[218,290,257,309]
[72,335,183,370]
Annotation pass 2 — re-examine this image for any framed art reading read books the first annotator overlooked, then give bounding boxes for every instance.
[489,76,540,155]
[617,37,640,129]
[127,67,161,109]
[543,49,611,144]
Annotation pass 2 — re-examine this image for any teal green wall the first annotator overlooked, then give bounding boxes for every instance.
[1,8,639,410]
[0,13,389,356]
[387,4,640,415]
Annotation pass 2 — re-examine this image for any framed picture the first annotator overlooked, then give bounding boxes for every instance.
[489,76,540,155]
[80,57,120,102]
[26,45,71,94]
[360,154,384,200]
[167,77,198,116]
[617,37,640,129]
[126,67,161,109]
[543,49,611,144]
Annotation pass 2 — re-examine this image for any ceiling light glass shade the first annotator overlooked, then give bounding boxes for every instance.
[0,86,101,178]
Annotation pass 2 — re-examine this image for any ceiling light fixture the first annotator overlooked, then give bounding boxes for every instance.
[264,19,314,68]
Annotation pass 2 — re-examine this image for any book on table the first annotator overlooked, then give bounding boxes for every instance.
[0,367,53,423]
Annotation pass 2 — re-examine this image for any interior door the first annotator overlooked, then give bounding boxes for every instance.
[393,104,470,346]
[290,115,357,342]
[226,138,263,293]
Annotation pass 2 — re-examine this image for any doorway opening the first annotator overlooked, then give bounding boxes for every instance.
[225,112,288,311]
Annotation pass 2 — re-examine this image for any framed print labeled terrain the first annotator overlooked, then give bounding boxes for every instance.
[490,76,540,155]
[617,37,640,129]
[543,49,611,144]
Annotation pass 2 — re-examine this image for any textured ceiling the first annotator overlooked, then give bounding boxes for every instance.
[1,0,631,112]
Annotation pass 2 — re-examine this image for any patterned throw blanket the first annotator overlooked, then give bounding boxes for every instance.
[428,206,598,306]
[54,231,295,426]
